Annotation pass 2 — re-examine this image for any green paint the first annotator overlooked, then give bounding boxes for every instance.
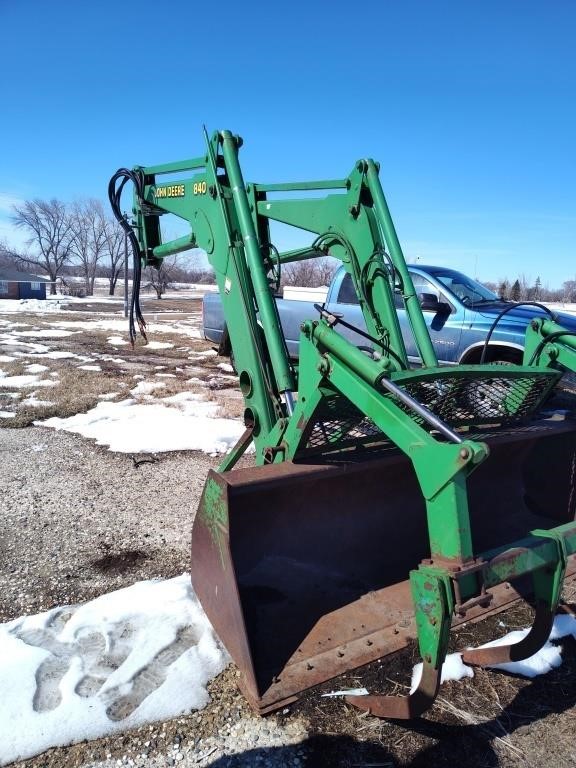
[201,476,229,569]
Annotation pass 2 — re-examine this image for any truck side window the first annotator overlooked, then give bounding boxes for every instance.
[411,274,440,301]
[337,273,360,305]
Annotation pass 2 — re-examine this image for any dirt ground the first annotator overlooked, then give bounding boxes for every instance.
[2,292,576,768]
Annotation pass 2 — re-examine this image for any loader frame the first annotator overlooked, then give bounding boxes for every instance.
[113,130,576,718]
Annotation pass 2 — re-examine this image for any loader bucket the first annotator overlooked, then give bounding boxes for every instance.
[191,417,576,714]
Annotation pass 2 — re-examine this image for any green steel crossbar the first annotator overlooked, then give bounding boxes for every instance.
[253,179,348,192]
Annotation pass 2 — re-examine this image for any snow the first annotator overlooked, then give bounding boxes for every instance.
[411,653,474,693]
[26,364,49,373]
[0,338,50,353]
[146,341,174,350]
[130,381,166,396]
[0,410,16,418]
[37,397,244,454]
[50,318,199,340]
[188,349,217,359]
[0,575,228,766]
[0,299,64,313]
[321,687,368,698]
[17,329,77,338]
[0,375,56,389]
[217,362,235,374]
[23,399,55,408]
[78,365,102,372]
[107,336,128,346]
[0,355,15,362]
[34,351,78,360]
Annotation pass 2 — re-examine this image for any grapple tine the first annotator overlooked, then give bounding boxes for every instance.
[347,567,453,720]
[346,662,440,719]
[463,527,569,667]
[462,601,556,667]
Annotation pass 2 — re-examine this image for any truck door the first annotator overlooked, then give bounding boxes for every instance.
[396,272,462,365]
[326,272,375,351]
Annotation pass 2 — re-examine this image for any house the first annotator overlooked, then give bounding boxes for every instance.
[0,269,49,300]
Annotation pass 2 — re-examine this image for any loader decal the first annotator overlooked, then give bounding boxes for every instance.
[154,184,185,199]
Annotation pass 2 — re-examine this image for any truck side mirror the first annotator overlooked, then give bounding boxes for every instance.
[419,292,451,314]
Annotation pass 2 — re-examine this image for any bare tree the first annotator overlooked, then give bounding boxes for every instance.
[11,199,72,293]
[0,240,21,270]
[102,217,126,295]
[562,280,576,303]
[281,257,336,287]
[68,200,108,296]
[144,254,180,299]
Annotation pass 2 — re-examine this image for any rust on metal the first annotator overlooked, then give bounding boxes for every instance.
[346,661,440,719]
[462,600,556,666]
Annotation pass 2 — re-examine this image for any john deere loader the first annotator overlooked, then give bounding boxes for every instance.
[109,130,576,718]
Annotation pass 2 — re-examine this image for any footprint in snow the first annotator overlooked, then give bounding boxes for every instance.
[13,610,197,719]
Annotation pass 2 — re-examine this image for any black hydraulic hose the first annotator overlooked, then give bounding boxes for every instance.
[479,302,557,364]
[108,169,147,345]
[313,303,407,370]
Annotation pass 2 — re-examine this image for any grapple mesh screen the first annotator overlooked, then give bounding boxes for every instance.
[398,370,559,426]
[302,370,561,453]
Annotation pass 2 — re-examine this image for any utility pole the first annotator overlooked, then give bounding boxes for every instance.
[123,212,129,319]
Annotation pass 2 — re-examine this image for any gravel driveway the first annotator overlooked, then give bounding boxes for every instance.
[1,426,318,768]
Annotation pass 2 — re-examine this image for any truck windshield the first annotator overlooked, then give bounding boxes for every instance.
[429,269,499,306]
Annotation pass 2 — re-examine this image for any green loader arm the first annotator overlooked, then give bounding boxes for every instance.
[110,131,576,720]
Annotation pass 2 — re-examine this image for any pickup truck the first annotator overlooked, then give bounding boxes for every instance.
[203,264,576,366]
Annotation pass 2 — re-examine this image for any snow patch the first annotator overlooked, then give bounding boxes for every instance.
[37,398,243,454]
[0,299,64,313]
[0,575,228,765]
[411,653,474,693]
[17,329,77,338]
[146,341,174,350]
[0,410,16,418]
[130,381,166,396]
[0,375,56,389]
[22,399,55,408]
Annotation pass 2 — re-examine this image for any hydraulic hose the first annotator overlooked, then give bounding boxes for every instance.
[108,169,147,345]
[478,302,556,364]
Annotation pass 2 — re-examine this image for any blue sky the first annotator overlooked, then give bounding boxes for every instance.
[1,0,574,287]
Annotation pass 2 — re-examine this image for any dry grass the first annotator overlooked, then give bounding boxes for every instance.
[0,301,241,428]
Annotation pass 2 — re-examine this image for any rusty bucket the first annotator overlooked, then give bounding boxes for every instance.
[191,417,576,714]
